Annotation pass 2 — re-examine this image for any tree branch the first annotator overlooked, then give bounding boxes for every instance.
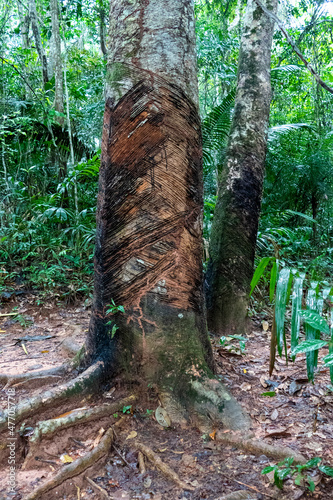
[0,56,45,108]
[253,0,333,95]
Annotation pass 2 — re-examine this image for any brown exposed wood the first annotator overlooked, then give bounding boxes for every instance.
[87,79,212,378]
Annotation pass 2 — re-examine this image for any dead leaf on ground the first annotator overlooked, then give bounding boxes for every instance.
[304,442,323,452]
[260,376,268,388]
[289,380,303,395]
[240,382,251,391]
[60,453,73,464]
[262,320,269,331]
[264,427,292,438]
[125,431,137,440]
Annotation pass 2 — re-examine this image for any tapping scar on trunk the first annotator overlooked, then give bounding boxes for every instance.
[93,79,203,330]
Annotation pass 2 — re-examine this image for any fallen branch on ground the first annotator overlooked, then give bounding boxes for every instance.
[134,441,195,491]
[216,430,306,464]
[22,426,114,500]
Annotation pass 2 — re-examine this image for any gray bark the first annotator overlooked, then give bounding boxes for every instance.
[29,0,49,85]
[206,0,278,335]
[105,0,199,107]
[17,1,30,49]
[98,6,107,60]
[50,0,64,126]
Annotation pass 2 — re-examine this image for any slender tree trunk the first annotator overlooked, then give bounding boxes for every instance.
[98,6,107,61]
[87,0,213,396]
[50,0,64,127]
[17,1,30,49]
[29,0,49,86]
[206,0,278,335]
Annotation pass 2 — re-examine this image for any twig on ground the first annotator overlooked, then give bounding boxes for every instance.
[112,443,132,468]
[85,476,110,498]
[23,426,114,500]
[134,441,195,491]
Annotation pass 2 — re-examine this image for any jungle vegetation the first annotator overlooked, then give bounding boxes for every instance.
[0,0,332,320]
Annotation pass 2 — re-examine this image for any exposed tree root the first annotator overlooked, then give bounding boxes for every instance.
[160,376,251,432]
[22,426,114,500]
[22,395,136,470]
[190,377,251,431]
[216,430,307,464]
[0,344,85,388]
[138,450,146,474]
[0,360,103,433]
[134,441,195,491]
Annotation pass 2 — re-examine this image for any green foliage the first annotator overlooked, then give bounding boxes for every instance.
[219,334,247,354]
[262,457,333,492]
[251,254,333,381]
[106,300,125,339]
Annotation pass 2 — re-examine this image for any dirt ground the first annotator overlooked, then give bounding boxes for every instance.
[0,292,333,500]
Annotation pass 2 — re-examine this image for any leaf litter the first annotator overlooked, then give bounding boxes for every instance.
[0,295,333,499]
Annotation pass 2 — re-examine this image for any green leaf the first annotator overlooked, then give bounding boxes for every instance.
[283,457,294,467]
[270,259,278,302]
[275,267,291,358]
[299,310,330,335]
[250,257,272,296]
[318,465,333,477]
[277,467,291,480]
[305,289,318,381]
[291,276,304,361]
[227,335,247,341]
[294,473,303,486]
[274,469,284,489]
[292,339,328,355]
[261,391,276,397]
[304,457,322,469]
[323,353,333,367]
[307,478,315,492]
[262,466,276,474]
[111,324,118,339]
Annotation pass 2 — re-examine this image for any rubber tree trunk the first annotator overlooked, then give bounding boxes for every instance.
[87,0,214,396]
[206,0,278,335]
[29,0,49,86]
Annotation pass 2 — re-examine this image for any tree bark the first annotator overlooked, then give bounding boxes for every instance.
[17,1,30,50]
[206,0,278,335]
[87,0,214,398]
[29,0,49,86]
[98,5,107,61]
[50,0,64,127]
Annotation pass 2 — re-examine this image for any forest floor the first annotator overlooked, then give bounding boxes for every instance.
[0,292,333,500]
